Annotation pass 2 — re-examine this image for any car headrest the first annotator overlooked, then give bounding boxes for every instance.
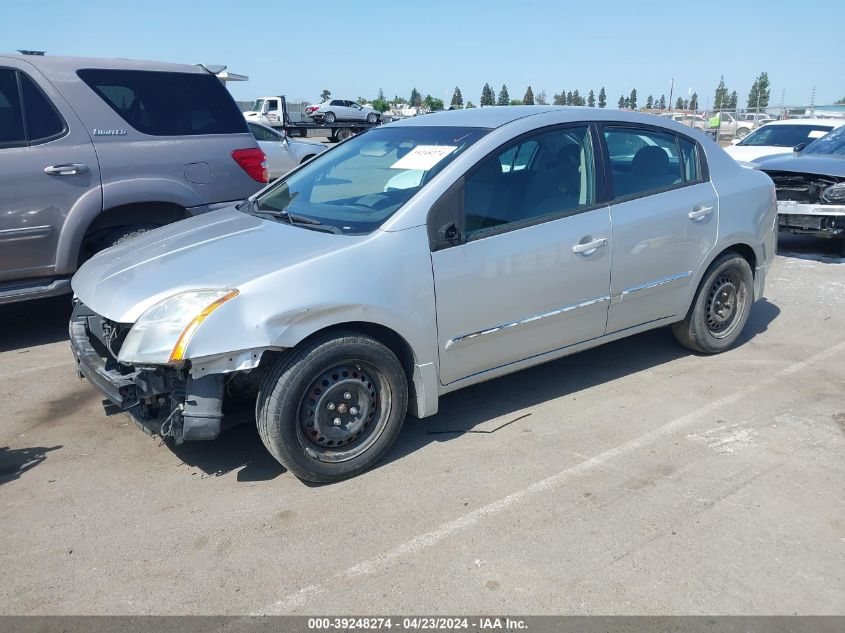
[632,146,669,177]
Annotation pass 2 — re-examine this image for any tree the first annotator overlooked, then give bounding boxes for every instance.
[465,101,476,108]
[536,90,548,105]
[424,95,444,111]
[836,97,845,105]
[587,89,596,107]
[320,89,331,102]
[598,86,607,108]
[659,94,666,109]
[629,88,638,110]
[689,92,699,111]
[480,83,495,107]
[727,90,738,109]
[371,94,391,112]
[497,84,510,106]
[509,99,524,106]
[645,94,654,109]
[713,75,729,110]
[523,85,535,105]
[553,90,566,105]
[566,90,573,105]
[676,96,684,109]
[748,71,770,110]
[409,87,422,108]
[618,94,626,109]
[570,89,582,106]
[392,95,407,105]
[377,88,385,101]
[624,97,631,109]
[450,86,463,108]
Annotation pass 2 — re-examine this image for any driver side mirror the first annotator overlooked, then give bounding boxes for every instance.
[793,142,807,153]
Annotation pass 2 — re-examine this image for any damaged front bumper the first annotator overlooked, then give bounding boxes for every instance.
[777,201,845,237]
[69,302,225,443]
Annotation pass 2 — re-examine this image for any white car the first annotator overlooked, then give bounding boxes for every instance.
[724,119,845,162]
[307,99,381,124]
[247,122,326,180]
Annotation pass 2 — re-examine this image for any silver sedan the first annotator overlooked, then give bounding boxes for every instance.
[70,107,777,482]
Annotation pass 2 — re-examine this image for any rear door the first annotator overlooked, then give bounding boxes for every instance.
[431,124,612,385]
[0,64,100,282]
[600,125,717,333]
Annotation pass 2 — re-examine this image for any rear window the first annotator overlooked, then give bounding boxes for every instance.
[77,69,248,136]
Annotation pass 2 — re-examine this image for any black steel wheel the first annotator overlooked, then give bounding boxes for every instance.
[256,331,408,482]
[672,252,754,354]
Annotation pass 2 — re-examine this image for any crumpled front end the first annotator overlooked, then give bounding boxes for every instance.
[69,300,226,443]
[766,170,845,237]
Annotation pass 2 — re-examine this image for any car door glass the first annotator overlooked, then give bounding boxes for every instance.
[20,73,65,142]
[678,137,700,182]
[249,123,279,142]
[0,69,26,147]
[604,128,683,198]
[464,126,595,236]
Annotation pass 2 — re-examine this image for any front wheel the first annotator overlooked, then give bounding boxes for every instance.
[366,112,378,124]
[672,252,754,354]
[256,331,408,482]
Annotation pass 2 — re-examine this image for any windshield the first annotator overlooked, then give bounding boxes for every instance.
[253,126,488,234]
[739,124,834,147]
[800,124,845,156]
[251,99,265,112]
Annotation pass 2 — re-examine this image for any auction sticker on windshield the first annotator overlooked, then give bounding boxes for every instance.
[391,145,458,170]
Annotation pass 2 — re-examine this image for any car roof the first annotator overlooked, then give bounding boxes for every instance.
[389,106,694,130]
[760,118,844,128]
[0,53,208,75]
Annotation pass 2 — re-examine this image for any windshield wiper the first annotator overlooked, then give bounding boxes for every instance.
[240,199,342,234]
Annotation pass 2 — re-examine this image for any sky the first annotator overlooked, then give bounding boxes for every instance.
[2,0,843,109]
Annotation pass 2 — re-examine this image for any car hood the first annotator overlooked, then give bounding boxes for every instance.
[72,207,362,323]
[755,153,845,177]
[724,145,792,163]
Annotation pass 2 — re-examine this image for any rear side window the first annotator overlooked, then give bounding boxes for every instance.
[604,127,683,198]
[20,73,65,142]
[77,69,248,136]
[679,137,700,182]
[0,69,26,146]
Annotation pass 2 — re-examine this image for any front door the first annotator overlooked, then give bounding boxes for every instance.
[431,124,612,385]
[600,125,717,333]
[0,64,100,283]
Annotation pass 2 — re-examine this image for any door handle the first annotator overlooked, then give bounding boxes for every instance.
[688,205,714,221]
[572,237,608,255]
[44,163,89,176]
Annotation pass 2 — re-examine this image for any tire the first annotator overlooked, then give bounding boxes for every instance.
[335,128,354,142]
[323,111,336,124]
[256,331,408,482]
[736,127,751,140]
[366,112,378,124]
[672,252,754,354]
[300,154,316,164]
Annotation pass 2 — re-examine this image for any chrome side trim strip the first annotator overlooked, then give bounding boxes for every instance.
[445,295,610,350]
[617,271,692,301]
[0,225,54,243]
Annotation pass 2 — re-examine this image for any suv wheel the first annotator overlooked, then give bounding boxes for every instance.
[672,252,753,354]
[256,331,408,482]
[736,127,751,140]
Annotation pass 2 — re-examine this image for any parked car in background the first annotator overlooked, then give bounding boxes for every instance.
[308,99,381,124]
[69,106,776,482]
[247,122,326,180]
[708,111,755,139]
[756,124,845,247]
[738,113,775,125]
[666,113,707,130]
[725,119,844,162]
[0,53,266,305]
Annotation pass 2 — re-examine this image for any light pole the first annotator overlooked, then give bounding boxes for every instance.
[668,77,675,112]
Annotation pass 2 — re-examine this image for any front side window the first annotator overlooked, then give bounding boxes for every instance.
[739,124,834,148]
[77,69,247,136]
[0,69,25,146]
[463,126,595,237]
[604,127,683,198]
[253,126,488,234]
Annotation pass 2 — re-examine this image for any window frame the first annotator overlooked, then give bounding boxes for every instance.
[0,67,67,149]
[596,122,709,204]
[427,122,609,251]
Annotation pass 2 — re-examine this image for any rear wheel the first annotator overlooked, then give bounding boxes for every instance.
[256,331,408,482]
[334,128,354,142]
[736,127,751,140]
[323,111,336,124]
[672,252,753,354]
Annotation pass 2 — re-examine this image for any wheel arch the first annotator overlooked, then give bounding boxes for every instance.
[684,240,760,314]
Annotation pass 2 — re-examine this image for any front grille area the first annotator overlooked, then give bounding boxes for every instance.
[764,170,842,204]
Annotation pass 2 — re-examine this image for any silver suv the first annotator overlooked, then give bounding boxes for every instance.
[0,54,268,305]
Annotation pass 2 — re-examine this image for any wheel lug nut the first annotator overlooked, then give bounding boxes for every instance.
[327,403,336,411]
[343,392,352,400]
[333,417,342,426]
[350,407,358,415]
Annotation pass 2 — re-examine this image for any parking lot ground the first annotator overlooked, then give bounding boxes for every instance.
[0,234,843,615]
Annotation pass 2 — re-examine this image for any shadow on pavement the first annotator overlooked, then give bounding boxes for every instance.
[0,445,62,485]
[777,233,844,264]
[0,295,73,353]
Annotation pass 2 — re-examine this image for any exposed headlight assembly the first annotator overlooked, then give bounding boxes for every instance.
[821,182,845,204]
[118,289,239,365]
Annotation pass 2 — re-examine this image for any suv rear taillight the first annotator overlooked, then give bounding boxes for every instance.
[231,148,268,183]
